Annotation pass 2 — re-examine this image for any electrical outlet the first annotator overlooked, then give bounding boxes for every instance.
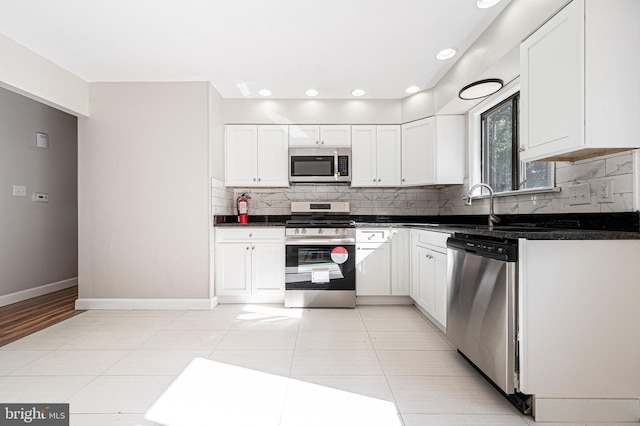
[33,193,49,203]
[568,183,591,205]
[596,180,614,203]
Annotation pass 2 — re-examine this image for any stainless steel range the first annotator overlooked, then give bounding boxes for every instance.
[284,202,356,308]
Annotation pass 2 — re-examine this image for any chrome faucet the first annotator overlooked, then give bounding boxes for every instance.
[466,183,501,230]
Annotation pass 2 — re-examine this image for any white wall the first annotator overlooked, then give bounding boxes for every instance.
[0,87,78,302]
[0,33,89,117]
[224,99,401,124]
[78,82,212,301]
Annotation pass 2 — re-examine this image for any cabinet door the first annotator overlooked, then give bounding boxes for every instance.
[390,228,410,295]
[356,242,391,295]
[257,125,289,187]
[320,125,351,147]
[416,246,436,314]
[376,125,402,187]
[401,118,435,186]
[289,125,319,147]
[432,249,447,327]
[225,125,258,186]
[351,125,377,187]
[251,242,285,294]
[216,243,251,295]
[520,0,583,161]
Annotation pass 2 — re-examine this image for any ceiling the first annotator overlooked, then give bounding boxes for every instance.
[0,0,510,100]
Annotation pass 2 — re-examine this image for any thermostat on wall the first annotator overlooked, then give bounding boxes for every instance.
[36,132,49,149]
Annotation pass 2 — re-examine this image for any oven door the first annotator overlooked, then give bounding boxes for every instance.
[285,243,356,291]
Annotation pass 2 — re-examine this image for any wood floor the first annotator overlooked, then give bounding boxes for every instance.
[0,286,83,347]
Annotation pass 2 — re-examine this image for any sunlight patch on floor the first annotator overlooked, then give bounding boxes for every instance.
[145,357,401,426]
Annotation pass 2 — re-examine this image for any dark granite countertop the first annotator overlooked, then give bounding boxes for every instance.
[214,212,640,240]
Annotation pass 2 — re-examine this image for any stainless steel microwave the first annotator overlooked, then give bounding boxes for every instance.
[288,148,351,183]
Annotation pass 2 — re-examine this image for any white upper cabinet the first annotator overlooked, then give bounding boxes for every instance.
[520,0,640,162]
[401,116,463,186]
[351,125,401,187]
[256,125,289,186]
[225,125,288,187]
[288,125,351,147]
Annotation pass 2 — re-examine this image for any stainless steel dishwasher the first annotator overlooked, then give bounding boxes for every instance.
[446,233,531,414]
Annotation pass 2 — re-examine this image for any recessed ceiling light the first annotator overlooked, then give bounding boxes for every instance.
[405,85,420,94]
[258,89,272,97]
[351,89,365,97]
[436,48,457,60]
[305,89,319,97]
[458,79,504,100]
[476,0,501,9]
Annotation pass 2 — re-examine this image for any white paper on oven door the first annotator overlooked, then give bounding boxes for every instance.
[311,269,330,283]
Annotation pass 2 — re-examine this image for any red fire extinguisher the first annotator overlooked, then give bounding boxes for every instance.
[237,193,250,224]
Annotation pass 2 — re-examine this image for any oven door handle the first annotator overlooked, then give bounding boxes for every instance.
[285,238,355,246]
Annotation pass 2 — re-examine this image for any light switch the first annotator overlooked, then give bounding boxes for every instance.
[568,183,591,205]
[12,185,27,197]
[36,132,49,149]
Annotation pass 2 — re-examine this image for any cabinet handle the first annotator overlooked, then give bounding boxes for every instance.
[316,141,319,144]
[246,246,250,250]
[253,178,257,182]
[249,233,253,237]
[426,254,433,260]
[519,146,526,152]
[252,246,255,250]
[402,178,406,182]
[321,141,324,145]
[258,178,261,182]
[378,178,381,182]
[373,179,376,182]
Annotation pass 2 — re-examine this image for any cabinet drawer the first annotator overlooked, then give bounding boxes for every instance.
[417,230,450,249]
[216,227,285,243]
[356,228,391,243]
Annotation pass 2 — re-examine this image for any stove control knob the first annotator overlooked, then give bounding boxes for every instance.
[302,229,307,235]
[318,228,323,234]
[295,228,300,235]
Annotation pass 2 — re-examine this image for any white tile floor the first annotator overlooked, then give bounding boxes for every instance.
[0,304,613,425]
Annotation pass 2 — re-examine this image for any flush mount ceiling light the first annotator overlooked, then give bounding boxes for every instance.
[258,89,272,97]
[476,0,501,9]
[351,89,365,97]
[458,78,504,100]
[305,89,319,97]
[405,85,420,94]
[436,48,457,60]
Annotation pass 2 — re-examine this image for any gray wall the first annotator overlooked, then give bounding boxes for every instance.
[0,87,78,297]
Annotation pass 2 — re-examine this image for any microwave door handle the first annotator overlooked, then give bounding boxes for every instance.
[334,152,338,180]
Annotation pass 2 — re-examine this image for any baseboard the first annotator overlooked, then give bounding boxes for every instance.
[534,398,640,422]
[413,302,446,333]
[355,296,413,305]
[0,277,78,308]
[75,297,219,311]
[216,295,284,304]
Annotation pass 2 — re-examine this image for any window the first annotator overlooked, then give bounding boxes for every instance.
[470,79,553,194]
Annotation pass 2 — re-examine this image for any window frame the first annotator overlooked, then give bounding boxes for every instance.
[467,78,557,197]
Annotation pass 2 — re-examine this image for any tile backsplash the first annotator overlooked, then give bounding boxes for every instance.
[212,178,439,216]
[212,150,637,218]
[439,151,635,216]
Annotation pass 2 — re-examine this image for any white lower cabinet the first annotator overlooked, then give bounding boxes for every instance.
[390,228,410,295]
[411,229,450,329]
[215,228,285,299]
[356,228,391,296]
[356,227,411,297]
